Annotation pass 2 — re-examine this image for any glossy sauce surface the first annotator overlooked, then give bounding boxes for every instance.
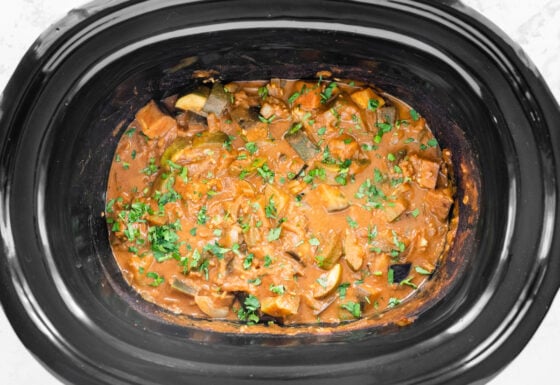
[106,77,456,328]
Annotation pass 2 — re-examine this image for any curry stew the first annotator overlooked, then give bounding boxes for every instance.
[106,77,456,328]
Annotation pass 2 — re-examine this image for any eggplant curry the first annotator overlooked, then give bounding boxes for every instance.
[105,77,456,329]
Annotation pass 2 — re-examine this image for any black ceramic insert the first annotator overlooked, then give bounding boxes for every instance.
[1,1,559,384]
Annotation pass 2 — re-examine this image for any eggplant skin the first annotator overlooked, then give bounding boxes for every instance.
[389,263,411,283]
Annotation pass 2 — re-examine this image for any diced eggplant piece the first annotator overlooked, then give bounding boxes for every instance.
[202,82,229,116]
[128,255,154,283]
[355,285,383,307]
[310,296,337,316]
[315,184,350,212]
[260,295,300,317]
[384,197,408,222]
[175,87,210,114]
[302,293,337,316]
[389,263,412,284]
[194,294,233,319]
[146,212,167,226]
[316,231,343,270]
[135,100,177,139]
[259,103,275,119]
[221,225,242,249]
[186,111,209,133]
[267,78,286,98]
[327,135,360,161]
[285,251,306,267]
[161,94,179,114]
[409,154,440,189]
[284,130,320,161]
[290,164,308,180]
[376,105,397,125]
[170,277,199,296]
[319,162,343,185]
[176,111,209,134]
[264,184,290,218]
[350,88,385,110]
[230,106,260,129]
[343,230,365,271]
[425,189,454,221]
[291,81,322,110]
[244,223,262,247]
[372,253,391,275]
[313,263,342,299]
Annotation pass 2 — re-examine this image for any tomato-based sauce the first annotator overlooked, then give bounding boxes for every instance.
[106,77,456,329]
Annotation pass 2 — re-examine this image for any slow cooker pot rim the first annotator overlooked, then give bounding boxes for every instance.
[1,1,559,385]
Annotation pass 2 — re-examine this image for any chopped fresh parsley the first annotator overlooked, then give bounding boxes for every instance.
[237,295,260,325]
[374,168,385,184]
[308,236,320,246]
[288,91,301,105]
[341,301,361,318]
[105,197,121,214]
[203,242,230,259]
[267,227,282,242]
[400,276,418,289]
[243,253,254,270]
[269,284,286,294]
[197,206,208,225]
[320,82,337,103]
[303,167,326,184]
[392,230,406,254]
[245,142,258,154]
[258,114,275,124]
[410,109,420,121]
[367,98,379,111]
[354,178,386,209]
[146,271,164,287]
[141,157,158,175]
[265,196,277,219]
[415,266,432,275]
[264,255,273,267]
[337,282,350,299]
[367,225,378,242]
[427,138,438,147]
[346,216,358,229]
[387,297,401,308]
[288,121,303,134]
[257,163,275,184]
[388,268,395,284]
[248,277,262,286]
[148,222,181,262]
[258,86,268,100]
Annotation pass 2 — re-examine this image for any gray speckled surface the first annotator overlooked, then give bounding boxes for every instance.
[0,1,558,384]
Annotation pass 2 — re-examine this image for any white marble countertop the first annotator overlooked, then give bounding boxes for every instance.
[0,0,558,384]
